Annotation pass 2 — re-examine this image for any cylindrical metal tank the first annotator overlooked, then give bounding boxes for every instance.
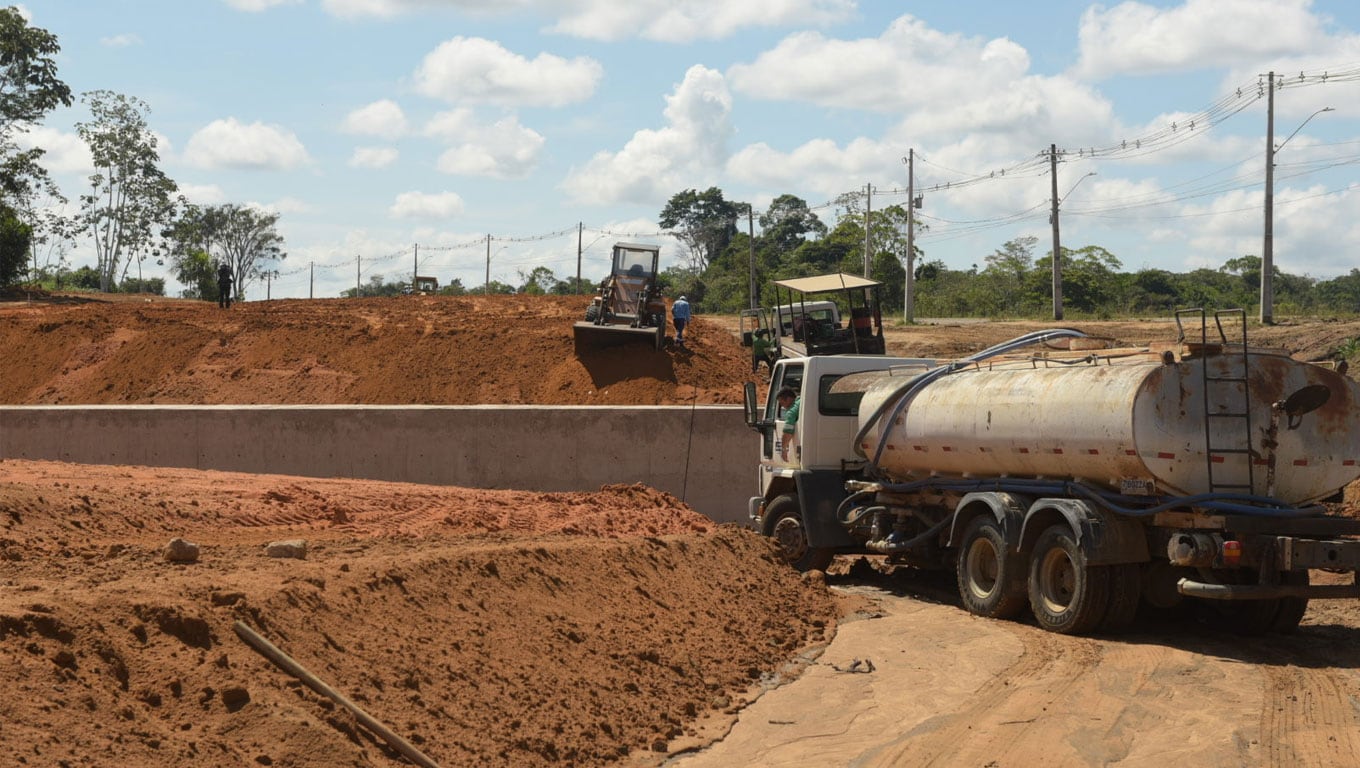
[856,348,1360,505]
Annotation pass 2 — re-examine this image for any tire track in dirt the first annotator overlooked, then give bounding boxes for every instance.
[1260,658,1360,765]
[858,624,1105,767]
[675,578,1360,768]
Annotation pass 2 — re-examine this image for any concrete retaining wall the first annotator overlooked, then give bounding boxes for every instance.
[0,405,757,524]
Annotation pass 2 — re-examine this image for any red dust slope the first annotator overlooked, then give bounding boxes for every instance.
[0,294,756,405]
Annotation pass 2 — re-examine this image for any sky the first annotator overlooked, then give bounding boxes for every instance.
[18,0,1360,300]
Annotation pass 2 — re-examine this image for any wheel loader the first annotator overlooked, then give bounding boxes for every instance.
[573,242,667,353]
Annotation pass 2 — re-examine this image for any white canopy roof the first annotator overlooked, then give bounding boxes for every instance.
[772,272,881,294]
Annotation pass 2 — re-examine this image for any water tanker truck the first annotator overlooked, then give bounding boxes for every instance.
[742,311,1360,635]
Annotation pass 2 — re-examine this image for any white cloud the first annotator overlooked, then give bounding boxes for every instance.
[100,33,141,47]
[255,196,312,214]
[319,0,403,17]
[562,65,732,206]
[545,0,856,42]
[1075,0,1327,80]
[349,146,399,168]
[19,126,92,173]
[223,0,303,11]
[183,118,311,170]
[318,0,853,41]
[728,16,1032,113]
[413,36,601,107]
[176,183,228,205]
[727,137,892,201]
[389,191,465,219]
[341,99,408,138]
[425,109,544,178]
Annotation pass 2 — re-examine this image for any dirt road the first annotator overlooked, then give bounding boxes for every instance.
[674,568,1360,768]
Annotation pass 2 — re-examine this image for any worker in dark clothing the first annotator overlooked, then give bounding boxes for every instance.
[217,263,233,308]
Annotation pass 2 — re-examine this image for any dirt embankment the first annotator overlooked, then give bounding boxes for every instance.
[0,294,757,405]
[0,460,846,768]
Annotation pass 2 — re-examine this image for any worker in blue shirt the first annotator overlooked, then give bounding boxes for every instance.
[672,294,691,347]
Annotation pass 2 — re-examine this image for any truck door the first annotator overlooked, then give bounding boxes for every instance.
[762,363,803,466]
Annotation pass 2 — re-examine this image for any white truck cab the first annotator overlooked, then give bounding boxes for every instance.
[743,354,935,568]
[773,301,840,340]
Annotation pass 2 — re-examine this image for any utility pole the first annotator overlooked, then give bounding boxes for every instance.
[863,182,872,277]
[356,254,361,298]
[412,243,418,289]
[1048,144,1064,322]
[484,234,491,294]
[1261,71,1276,325]
[903,150,916,324]
[748,206,756,310]
[576,222,583,294]
[309,261,314,299]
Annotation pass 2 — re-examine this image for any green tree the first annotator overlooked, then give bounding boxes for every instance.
[341,274,406,297]
[74,90,177,292]
[1059,245,1123,314]
[0,7,73,284]
[0,7,71,126]
[119,275,164,295]
[66,264,100,290]
[659,187,743,273]
[215,204,284,302]
[517,265,558,295]
[1316,269,1360,313]
[483,280,515,294]
[0,200,30,285]
[551,275,593,295]
[169,248,217,300]
[759,194,826,254]
[438,278,467,296]
[1126,269,1180,314]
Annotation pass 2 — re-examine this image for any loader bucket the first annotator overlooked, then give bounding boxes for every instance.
[573,321,664,355]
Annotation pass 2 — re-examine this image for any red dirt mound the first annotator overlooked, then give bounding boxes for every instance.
[0,294,757,405]
[0,459,845,767]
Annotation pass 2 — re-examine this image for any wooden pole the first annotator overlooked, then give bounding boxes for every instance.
[233,621,442,768]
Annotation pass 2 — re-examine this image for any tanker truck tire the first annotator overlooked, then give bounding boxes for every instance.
[1028,524,1111,635]
[1098,563,1142,634]
[956,517,1027,619]
[765,495,834,573]
[1271,571,1309,634]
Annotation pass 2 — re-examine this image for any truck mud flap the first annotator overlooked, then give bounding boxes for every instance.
[796,471,856,549]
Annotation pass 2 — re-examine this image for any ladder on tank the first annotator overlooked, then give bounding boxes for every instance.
[1176,308,1255,496]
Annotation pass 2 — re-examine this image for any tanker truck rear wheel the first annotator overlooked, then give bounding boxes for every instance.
[956,517,1027,619]
[1028,524,1110,635]
[766,495,834,572]
[1271,570,1309,634]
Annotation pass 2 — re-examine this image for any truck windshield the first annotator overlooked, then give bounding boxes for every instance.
[615,249,655,276]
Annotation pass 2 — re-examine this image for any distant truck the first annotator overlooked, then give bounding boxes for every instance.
[743,310,1360,635]
[741,273,885,366]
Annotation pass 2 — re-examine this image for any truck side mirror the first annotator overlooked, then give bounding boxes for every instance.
[743,382,760,428]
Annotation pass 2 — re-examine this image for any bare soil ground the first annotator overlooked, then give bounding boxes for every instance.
[6,292,1360,767]
[0,293,755,405]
